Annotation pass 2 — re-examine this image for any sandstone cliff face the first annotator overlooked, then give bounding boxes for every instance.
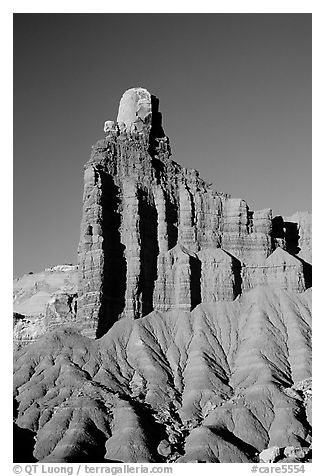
[77,88,311,338]
[242,247,306,293]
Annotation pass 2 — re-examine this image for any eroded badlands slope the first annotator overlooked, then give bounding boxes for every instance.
[13,88,312,463]
[14,286,311,463]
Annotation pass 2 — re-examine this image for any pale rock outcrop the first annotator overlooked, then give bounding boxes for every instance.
[117,87,152,133]
[45,292,77,331]
[283,446,309,460]
[259,446,280,463]
[103,120,117,133]
[13,313,47,350]
[13,265,78,348]
[14,265,77,316]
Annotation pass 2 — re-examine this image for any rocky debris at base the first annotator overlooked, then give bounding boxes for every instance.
[292,378,312,426]
[157,440,172,457]
[259,445,312,464]
[284,446,310,460]
[259,447,280,463]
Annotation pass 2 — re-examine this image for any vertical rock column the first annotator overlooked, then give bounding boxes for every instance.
[154,187,169,254]
[77,165,104,338]
[194,191,223,249]
[220,199,273,263]
[153,244,199,312]
[198,248,241,301]
[174,246,193,311]
[137,187,159,316]
[221,198,249,261]
[179,186,198,252]
[77,162,129,337]
[248,208,273,261]
[120,182,160,319]
[120,180,141,319]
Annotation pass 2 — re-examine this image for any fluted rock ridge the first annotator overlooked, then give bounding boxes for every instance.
[77,88,311,338]
[13,87,312,464]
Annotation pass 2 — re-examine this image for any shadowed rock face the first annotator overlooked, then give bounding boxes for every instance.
[13,88,312,463]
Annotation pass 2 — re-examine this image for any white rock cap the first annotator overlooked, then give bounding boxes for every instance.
[117,87,152,132]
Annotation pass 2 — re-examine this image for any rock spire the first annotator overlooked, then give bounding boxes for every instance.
[76,88,311,339]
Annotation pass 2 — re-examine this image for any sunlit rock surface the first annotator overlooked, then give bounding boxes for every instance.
[77,88,311,339]
[13,88,312,463]
[13,265,77,349]
[14,287,311,463]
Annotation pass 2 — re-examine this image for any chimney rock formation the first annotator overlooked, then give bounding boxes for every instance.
[13,88,312,464]
[76,88,311,339]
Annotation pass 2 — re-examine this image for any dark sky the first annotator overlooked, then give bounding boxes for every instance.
[13,13,311,277]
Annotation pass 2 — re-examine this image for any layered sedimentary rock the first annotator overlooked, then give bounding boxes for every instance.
[285,211,312,264]
[242,247,306,293]
[14,87,312,463]
[13,265,77,348]
[153,243,199,313]
[77,88,311,339]
[198,248,241,302]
